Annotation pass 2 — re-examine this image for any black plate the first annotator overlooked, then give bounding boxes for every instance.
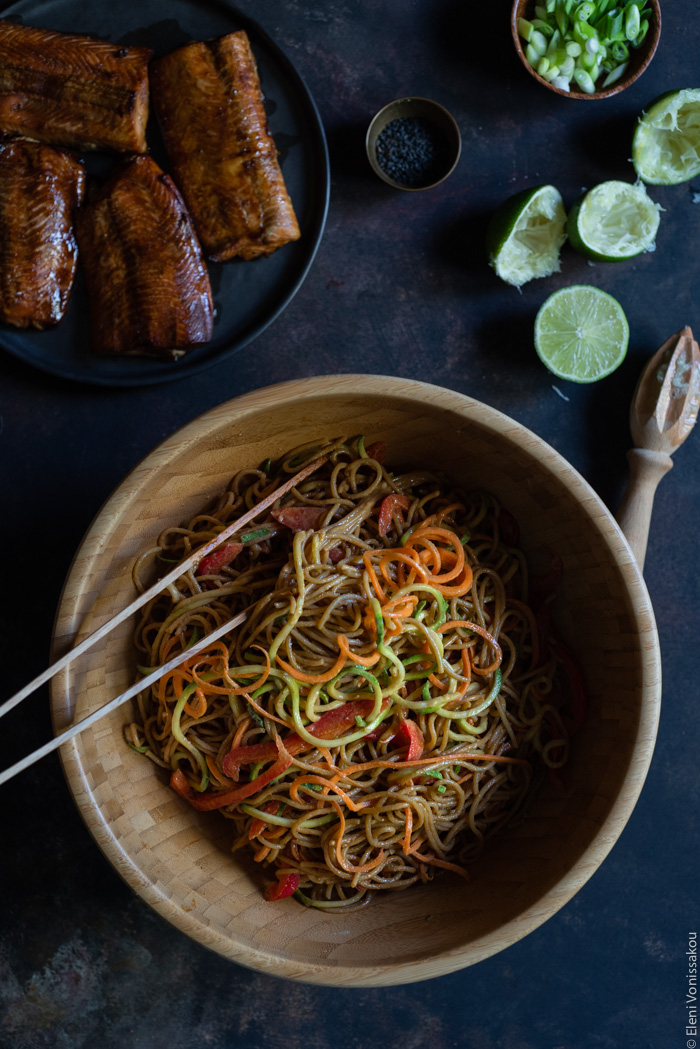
[0,0,329,386]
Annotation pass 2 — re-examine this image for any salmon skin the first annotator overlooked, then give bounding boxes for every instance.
[0,137,85,330]
[76,155,214,359]
[150,30,301,262]
[0,20,151,153]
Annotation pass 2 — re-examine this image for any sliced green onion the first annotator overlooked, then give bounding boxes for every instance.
[632,18,649,46]
[601,60,628,86]
[611,39,629,61]
[530,29,548,54]
[574,67,596,93]
[240,526,273,544]
[532,17,555,36]
[625,3,640,39]
[518,16,535,41]
[519,0,647,90]
[526,42,540,64]
[555,1,569,34]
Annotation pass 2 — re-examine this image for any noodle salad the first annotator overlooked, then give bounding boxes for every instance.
[126,437,583,908]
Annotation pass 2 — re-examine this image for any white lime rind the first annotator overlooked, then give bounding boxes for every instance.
[490,185,567,288]
[534,285,629,384]
[572,180,661,260]
[632,88,700,186]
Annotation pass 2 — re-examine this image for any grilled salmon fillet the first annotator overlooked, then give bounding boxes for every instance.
[0,21,151,153]
[150,30,300,262]
[0,137,85,329]
[76,155,214,359]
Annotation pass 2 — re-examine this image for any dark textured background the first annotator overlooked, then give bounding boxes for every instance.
[1,1,698,1047]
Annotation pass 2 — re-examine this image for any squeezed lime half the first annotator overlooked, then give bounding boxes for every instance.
[567,180,661,262]
[632,88,700,185]
[487,185,567,288]
[534,285,629,383]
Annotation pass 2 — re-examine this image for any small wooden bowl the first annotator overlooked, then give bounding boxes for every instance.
[50,376,661,985]
[511,0,661,100]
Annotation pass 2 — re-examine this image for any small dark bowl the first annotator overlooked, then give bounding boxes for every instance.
[366,97,462,191]
[511,0,661,100]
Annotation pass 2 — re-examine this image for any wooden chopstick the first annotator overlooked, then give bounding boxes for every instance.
[0,453,326,724]
[0,610,248,788]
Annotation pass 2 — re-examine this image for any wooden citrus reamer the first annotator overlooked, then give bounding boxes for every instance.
[617,326,700,569]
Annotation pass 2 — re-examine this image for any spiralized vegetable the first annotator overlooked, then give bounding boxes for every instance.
[126,436,576,908]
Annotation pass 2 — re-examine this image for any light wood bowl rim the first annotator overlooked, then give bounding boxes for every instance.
[49,375,661,985]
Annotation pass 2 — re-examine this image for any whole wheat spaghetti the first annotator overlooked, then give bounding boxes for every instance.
[126,437,579,907]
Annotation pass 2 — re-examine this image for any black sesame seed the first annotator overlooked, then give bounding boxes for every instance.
[375,116,451,188]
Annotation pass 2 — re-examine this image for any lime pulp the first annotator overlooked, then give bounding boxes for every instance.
[632,88,700,186]
[534,285,629,383]
[566,180,661,262]
[487,185,567,288]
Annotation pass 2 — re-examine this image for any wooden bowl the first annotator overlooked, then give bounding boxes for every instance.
[50,376,660,986]
[511,0,661,100]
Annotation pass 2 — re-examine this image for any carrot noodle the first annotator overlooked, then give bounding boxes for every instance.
[409,850,470,881]
[128,436,574,910]
[336,633,380,667]
[276,649,346,684]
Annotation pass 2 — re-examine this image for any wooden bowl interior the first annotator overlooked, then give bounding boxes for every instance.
[50,376,660,985]
[510,0,661,100]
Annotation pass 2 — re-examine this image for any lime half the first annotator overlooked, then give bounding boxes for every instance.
[632,88,700,185]
[567,180,661,262]
[534,285,629,383]
[487,185,567,288]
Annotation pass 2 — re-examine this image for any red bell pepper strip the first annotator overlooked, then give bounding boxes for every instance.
[497,508,520,548]
[530,550,563,597]
[264,871,300,901]
[248,800,281,839]
[222,698,388,778]
[197,541,244,576]
[365,441,386,463]
[171,742,292,811]
[270,506,327,531]
[377,494,412,537]
[396,717,424,760]
[550,639,587,733]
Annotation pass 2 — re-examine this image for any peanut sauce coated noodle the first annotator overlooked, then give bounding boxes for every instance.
[126,437,576,908]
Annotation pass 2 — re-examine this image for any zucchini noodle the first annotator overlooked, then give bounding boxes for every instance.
[126,436,578,908]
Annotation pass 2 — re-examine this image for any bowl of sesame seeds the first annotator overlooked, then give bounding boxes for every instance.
[366,97,462,190]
